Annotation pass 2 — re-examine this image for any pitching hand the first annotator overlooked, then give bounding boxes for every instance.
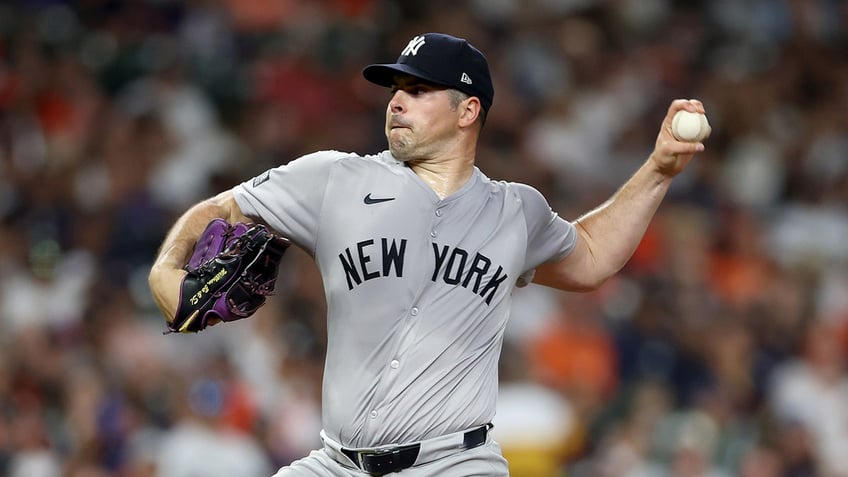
[649,99,709,178]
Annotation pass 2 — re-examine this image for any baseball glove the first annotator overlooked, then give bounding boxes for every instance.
[167,218,290,333]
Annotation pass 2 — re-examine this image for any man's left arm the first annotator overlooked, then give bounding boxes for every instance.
[533,99,709,291]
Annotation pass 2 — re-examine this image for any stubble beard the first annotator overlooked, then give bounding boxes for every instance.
[388,130,417,162]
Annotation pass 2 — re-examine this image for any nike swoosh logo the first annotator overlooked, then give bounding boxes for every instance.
[364,193,395,205]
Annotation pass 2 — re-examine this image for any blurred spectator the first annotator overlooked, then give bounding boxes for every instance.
[769,320,848,476]
[155,376,272,477]
[7,408,61,477]
[493,341,578,477]
[737,445,784,477]
[527,292,618,421]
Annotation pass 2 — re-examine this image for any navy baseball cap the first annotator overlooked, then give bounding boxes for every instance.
[363,33,494,111]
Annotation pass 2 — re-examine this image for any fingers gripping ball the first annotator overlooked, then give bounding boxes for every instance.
[672,110,711,142]
[168,219,290,333]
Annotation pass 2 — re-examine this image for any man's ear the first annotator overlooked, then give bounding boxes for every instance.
[458,97,482,128]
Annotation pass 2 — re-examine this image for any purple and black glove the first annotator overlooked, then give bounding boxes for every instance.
[168,218,290,333]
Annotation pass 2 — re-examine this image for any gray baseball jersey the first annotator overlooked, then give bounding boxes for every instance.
[233,150,577,448]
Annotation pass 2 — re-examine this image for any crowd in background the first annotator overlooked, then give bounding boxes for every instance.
[1,0,847,476]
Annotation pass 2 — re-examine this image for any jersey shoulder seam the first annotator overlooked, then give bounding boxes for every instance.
[306,151,358,255]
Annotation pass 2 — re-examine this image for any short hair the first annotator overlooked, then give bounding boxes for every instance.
[447,89,488,128]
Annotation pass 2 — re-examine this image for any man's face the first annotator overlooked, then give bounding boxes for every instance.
[384,75,461,162]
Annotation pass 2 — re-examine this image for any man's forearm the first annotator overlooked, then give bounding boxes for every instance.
[149,191,245,320]
[574,160,672,278]
[155,200,231,267]
[535,100,706,292]
[573,99,707,280]
[156,206,221,268]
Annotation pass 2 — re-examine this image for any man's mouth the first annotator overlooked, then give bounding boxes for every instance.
[390,118,411,130]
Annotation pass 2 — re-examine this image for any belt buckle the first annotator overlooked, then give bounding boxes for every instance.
[357,446,401,473]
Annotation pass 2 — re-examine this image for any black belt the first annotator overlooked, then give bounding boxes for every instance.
[340,423,492,475]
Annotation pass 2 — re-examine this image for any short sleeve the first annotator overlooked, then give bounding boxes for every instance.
[233,150,347,253]
[512,183,577,284]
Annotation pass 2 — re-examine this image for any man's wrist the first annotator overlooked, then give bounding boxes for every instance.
[644,155,678,184]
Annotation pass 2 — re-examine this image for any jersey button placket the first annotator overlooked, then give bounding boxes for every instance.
[433,205,445,234]
[431,203,442,238]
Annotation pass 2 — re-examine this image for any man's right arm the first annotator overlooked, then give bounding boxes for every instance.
[148,189,252,323]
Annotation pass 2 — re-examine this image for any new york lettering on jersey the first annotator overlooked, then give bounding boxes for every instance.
[337,238,508,304]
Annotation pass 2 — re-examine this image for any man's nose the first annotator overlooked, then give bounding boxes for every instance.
[389,92,406,114]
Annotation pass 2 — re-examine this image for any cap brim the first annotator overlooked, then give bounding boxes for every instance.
[362,63,447,88]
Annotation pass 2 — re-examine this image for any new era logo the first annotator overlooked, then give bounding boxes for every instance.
[460,73,472,85]
[401,36,426,56]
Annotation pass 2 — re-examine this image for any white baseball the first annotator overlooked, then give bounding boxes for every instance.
[671,110,711,142]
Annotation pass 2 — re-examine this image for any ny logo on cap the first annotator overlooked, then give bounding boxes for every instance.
[401,36,426,56]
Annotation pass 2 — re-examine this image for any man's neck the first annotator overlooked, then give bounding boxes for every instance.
[407,155,475,199]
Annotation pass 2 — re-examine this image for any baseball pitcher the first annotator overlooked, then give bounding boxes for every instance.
[149,32,708,476]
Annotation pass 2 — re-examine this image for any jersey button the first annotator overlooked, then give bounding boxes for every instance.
[370,410,378,419]
[430,230,437,238]
[435,209,442,217]
[390,360,400,369]
[410,307,419,316]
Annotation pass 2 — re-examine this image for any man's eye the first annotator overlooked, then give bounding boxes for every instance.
[389,85,429,96]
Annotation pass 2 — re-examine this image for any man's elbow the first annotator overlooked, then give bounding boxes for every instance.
[534,266,613,292]
[582,258,632,290]
[569,272,614,292]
